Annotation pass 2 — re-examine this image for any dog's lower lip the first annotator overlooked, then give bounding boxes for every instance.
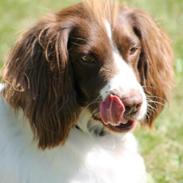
[109,120,136,131]
[92,113,136,132]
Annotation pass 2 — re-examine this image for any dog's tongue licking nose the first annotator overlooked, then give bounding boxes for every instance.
[99,95,125,126]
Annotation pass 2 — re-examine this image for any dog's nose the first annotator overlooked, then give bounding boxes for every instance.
[122,93,143,118]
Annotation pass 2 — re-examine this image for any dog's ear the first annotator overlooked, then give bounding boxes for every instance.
[128,9,174,125]
[3,15,81,149]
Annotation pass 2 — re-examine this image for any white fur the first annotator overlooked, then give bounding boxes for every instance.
[104,20,112,41]
[0,84,147,183]
[102,21,147,121]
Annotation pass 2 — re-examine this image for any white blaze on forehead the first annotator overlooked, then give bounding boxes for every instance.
[101,19,147,121]
[104,20,112,41]
[103,20,138,87]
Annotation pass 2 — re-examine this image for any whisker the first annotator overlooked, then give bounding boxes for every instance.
[147,99,164,106]
[70,41,82,47]
[147,104,156,111]
[146,95,165,101]
[71,37,88,42]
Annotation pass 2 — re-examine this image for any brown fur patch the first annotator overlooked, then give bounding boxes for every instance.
[2,0,174,148]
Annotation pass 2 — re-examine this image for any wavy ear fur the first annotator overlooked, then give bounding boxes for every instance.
[128,9,174,125]
[2,15,81,149]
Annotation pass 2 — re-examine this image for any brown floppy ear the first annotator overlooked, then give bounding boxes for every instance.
[128,9,174,125]
[2,15,81,149]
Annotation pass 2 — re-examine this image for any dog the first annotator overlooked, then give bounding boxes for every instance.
[0,0,173,182]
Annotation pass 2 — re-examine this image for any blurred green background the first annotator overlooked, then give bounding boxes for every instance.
[0,0,182,182]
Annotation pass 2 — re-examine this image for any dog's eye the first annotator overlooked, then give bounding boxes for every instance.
[129,47,138,55]
[80,55,96,64]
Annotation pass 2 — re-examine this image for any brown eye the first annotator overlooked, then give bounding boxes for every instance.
[129,47,138,55]
[80,55,96,64]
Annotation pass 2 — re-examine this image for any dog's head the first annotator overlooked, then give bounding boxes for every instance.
[2,0,173,149]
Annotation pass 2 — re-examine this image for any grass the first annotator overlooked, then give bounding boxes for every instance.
[0,0,183,182]
[0,0,79,65]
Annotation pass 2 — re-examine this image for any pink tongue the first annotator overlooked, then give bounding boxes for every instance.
[99,95,125,126]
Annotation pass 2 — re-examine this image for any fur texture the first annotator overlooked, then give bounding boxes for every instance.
[0,0,173,182]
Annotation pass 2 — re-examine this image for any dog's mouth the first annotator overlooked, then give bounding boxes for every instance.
[106,119,136,132]
[92,94,137,132]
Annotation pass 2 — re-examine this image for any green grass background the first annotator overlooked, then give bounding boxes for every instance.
[0,0,182,182]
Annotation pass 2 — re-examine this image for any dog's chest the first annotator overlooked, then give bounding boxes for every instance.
[0,103,146,183]
[9,130,146,183]
[64,131,147,183]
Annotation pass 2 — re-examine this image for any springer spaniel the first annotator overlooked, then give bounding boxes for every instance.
[0,0,173,183]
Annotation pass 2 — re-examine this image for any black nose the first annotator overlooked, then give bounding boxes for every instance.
[122,94,143,118]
